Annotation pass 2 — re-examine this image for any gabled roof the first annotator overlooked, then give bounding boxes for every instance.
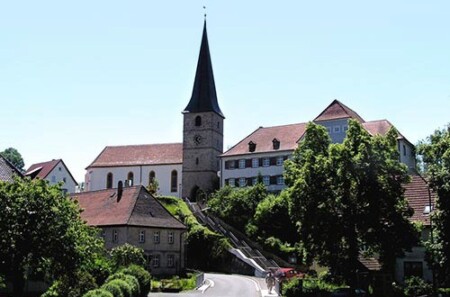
[87,143,183,168]
[362,119,408,141]
[183,20,224,118]
[404,174,436,226]
[72,186,186,229]
[314,99,365,123]
[221,123,306,157]
[0,155,24,182]
[25,159,77,184]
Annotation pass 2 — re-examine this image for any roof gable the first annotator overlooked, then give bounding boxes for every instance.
[87,143,183,168]
[26,159,61,179]
[0,155,24,182]
[314,99,365,123]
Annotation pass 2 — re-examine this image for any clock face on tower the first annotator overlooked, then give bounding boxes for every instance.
[193,134,203,145]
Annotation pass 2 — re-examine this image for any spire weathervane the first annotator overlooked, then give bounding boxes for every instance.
[203,5,207,19]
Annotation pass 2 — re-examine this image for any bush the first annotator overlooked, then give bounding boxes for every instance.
[119,265,151,296]
[110,244,146,270]
[106,279,132,297]
[83,289,114,297]
[101,282,124,297]
[42,271,98,297]
[106,272,140,296]
[403,276,432,297]
[282,278,303,297]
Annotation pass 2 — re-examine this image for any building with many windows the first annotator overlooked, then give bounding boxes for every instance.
[72,185,187,275]
[220,100,416,192]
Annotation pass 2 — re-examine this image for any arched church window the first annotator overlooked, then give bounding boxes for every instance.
[195,116,202,127]
[170,170,177,192]
[149,171,156,184]
[106,172,113,189]
[127,172,134,186]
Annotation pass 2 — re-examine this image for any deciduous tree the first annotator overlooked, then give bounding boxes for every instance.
[0,147,25,171]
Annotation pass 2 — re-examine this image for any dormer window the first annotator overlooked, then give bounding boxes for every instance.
[424,205,433,214]
[272,138,280,150]
[248,141,256,152]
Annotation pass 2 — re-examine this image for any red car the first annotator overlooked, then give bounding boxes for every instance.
[275,267,304,281]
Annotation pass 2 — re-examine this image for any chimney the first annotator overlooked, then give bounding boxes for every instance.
[117,181,123,202]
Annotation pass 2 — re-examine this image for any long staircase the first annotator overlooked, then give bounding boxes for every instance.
[185,199,283,277]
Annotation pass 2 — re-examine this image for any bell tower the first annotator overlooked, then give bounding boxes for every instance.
[182,20,224,199]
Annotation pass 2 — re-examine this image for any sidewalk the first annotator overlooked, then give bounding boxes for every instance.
[260,289,279,297]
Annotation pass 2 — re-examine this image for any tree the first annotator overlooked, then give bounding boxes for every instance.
[110,244,147,270]
[0,147,25,172]
[285,120,417,292]
[417,124,450,286]
[0,177,104,297]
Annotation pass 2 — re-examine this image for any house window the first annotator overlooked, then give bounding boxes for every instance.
[252,177,258,185]
[239,177,246,187]
[263,176,270,186]
[153,255,160,268]
[139,231,145,243]
[404,261,423,278]
[403,144,407,156]
[168,231,174,244]
[101,229,106,238]
[326,127,331,134]
[106,172,113,189]
[63,177,66,183]
[154,231,160,244]
[51,175,56,183]
[277,176,284,185]
[59,167,62,171]
[272,138,280,150]
[167,255,174,267]
[171,170,177,192]
[262,158,270,167]
[127,172,134,186]
[149,171,155,184]
[343,125,348,132]
[248,141,256,152]
[195,116,202,127]
[239,159,245,169]
[276,156,284,166]
[334,126,341,133]
[252,158,259,168]
[229,178,235,187]
[112,230,118,243]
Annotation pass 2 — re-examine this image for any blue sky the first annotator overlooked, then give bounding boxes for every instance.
[1,1,449,182]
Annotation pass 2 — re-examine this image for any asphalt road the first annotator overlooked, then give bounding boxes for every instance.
[148,273,266,297]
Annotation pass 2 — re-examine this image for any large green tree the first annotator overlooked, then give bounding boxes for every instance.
[417,125,450,286]
[285,120,417,291]
[0,178,104,297]
[0,147,25,172]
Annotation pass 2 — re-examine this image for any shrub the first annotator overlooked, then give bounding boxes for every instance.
[83,289,114,297]
[110,244,146,270]
[106,279,132,297]
[403,276,432,297]
[42,271,97,297]
[101,282,124,297]
[106,272,140,296]
[119,265,151,296]
[282,278,303,297]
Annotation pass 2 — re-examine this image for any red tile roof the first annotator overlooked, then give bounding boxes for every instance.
[221,123,306,157]
[404,174,436,226]
[25,159,61,179]
[87,143,183,168]
[362,120,406,140]
[314,99,365,123]
[0,155,23,182]
[359,255,382,271]
[72,186,186,229]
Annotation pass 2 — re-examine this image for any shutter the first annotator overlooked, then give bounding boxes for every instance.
[235,179,239,187]
[259,158,263,167]
[225,179,229,186]
[234,160,239,169]
[283,156,288,161]
[245,159,252,168]
[225,161,230,169]
[270,176,277,185]
[246,178,252,186]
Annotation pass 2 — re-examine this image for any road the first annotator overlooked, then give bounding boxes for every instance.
[148,273,274,297]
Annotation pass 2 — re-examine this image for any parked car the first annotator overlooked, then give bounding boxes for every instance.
[274,267,304,282]
[331,287,366,297]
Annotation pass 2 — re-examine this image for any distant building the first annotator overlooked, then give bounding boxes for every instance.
[72,185,187,275]
[85,143,183,197]
[25,159,77,193]
[0,155,23,182]
[220,100,416,192]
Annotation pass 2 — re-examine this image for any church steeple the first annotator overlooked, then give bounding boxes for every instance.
[183,20,224,118]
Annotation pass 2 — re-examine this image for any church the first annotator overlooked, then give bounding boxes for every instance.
[85,20,224,199]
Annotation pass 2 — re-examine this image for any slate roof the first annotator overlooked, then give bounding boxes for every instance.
[183,20,224,118]
[72,186,186,229]
[404,174,436,226]
[221,123,306,157]
[25,159,77,184]
[314,99,365,123]
[0,155,23,182]
[87,143,183,168]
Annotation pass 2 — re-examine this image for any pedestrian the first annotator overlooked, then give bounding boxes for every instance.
[265,271,275,294]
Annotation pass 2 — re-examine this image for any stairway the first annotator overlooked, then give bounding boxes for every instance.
[185,199,281,277]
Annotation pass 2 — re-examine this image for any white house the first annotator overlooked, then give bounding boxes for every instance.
[85,143,182,197]
[220,100,416,191]
[25,159,78,194]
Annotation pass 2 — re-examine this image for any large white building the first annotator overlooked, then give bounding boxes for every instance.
[220,100,416,191]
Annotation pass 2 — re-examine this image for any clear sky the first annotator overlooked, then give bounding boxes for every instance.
[1,1,449,182]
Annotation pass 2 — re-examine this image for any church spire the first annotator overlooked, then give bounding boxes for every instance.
[183,20,224,118]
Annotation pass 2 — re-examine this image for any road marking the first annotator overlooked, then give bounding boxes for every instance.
[198,279,214,294]
[243,276,261,292]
